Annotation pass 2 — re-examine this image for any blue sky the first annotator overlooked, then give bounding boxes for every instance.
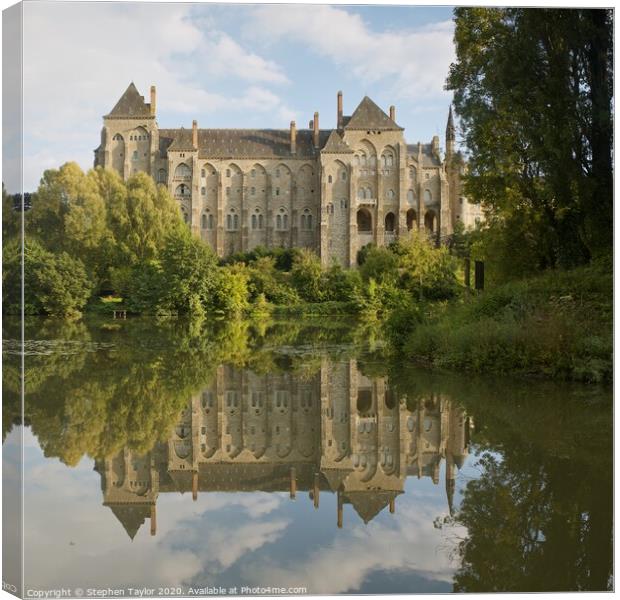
[14,2,458,192]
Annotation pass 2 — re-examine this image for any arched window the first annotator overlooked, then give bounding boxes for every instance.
[424,210,436,233]
[227,209,239,231]
[201,169,205,177]
[251,187,256,196]
[201,187,206,196]
[341,170,347,181]
[300,214,306,229]
[409,166,417,179]
[174,163,191,179]
[385,212,395,232]
[251,214,257,230]
[157,169,167,183]
[328,175,333,183]
[407,189,415,204]
[386,189,395,200]
[357,209,372,232]
[424,189,432,204]
[201,213,207,229]
[175,184,190,197]
[407,209,417,231]
[208,213,214,229]
[276,208,288,230]
[113,133,123,141]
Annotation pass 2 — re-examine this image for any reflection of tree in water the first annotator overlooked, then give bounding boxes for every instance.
[449,381,612,592]
[2,315,372,465]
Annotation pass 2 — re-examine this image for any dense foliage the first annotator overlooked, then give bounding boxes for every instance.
[447,8,613,277]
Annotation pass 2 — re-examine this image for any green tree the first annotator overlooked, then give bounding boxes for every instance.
[290,249,324,302]
[3,238,92,317]
[447,8,613,270]
[396,234,458,300]
[27,162,112,285]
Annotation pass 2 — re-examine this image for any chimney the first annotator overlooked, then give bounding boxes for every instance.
[389,105,396,122]
[290,121,297,154]
[150,86,156,116]
[192,120,198,149]
[150,505,157,536]
[432,135,440,158]
[337,91,343,129]
[290,467,297,500]
[313,112,319,148]
[192,472,198,501]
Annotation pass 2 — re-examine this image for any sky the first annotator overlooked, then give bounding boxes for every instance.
[9,2,458,192]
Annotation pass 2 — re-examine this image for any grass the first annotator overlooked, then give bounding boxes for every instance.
[390,259,612,383]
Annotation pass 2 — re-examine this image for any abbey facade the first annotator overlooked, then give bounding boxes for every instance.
[96,360,472,539]
[94,83,482,266]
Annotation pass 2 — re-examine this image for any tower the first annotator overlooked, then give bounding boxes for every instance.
[445,105,455,161]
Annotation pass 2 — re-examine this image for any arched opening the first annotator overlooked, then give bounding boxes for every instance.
[357,390,372,414]
[174,163,191,179]
[424,189,432,205]
[384,389,396,410]
[357,208,372,233]
[175,184,190,197]
[424,210,436,233]
[407,209,417,231]
[384,212,395,232]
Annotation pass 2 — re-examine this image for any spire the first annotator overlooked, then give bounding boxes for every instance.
[446,105,455,143]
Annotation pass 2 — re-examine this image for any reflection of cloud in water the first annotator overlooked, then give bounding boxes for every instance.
[236,499,465,594]
[165,506,290,570]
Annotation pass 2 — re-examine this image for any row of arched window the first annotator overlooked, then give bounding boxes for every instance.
[194,208,314,231]
[356,208,437,234]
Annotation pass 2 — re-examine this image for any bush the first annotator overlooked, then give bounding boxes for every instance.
[396,234,459,300]
[290,249,324,302]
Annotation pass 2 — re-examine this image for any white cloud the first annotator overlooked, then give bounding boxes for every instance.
[246,5,455,102]
[18,3,292,191]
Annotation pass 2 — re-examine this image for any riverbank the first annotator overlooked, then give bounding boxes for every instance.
[386,259,612,383]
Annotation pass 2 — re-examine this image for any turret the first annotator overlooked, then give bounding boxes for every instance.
[192,120,198,149]
[389,105,396,122]
[446,105,455,159]
[150,85,157,116]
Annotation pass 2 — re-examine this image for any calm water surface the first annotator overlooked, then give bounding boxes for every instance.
[2,317,613,595]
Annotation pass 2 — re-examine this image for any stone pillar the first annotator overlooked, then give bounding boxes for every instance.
[265,173,273,248]
[417,181,423,233]
[348,164,357,267]
[241,173,248,252]
[290,176,298,247]
[216,171,224,257]
[191,154,200,237]
[375,159,384,245]
[398,143,408,237]
[319,165,329,264]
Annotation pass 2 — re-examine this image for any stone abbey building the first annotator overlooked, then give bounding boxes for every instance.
[94,83,481,266]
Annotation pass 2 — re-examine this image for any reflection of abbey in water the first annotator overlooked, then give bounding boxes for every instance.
[96,360,473,539]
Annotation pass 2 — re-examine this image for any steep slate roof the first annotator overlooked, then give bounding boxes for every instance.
[407,143,442,167]
[159,128,331,159]
[321,130,354,154]
[344,96,402,131]
[345,490,401,523]
[106,83,152,118]
[108,504,151,540]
